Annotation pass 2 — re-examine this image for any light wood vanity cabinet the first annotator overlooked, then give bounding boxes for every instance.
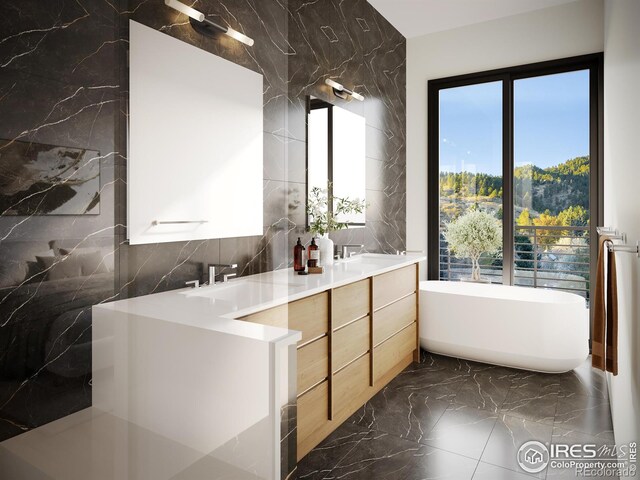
[240,263,419,461]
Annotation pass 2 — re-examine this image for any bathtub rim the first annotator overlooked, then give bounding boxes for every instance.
[419,280,586,306]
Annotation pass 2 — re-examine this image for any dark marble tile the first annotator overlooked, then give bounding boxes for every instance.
[364,219,406,254]
[420,350,478,374]
[423,404,498,459]
[295,422,369,480]
[554,394,614,441]
[481,414,553,479]
[329,430,477,480]
[555,359,609,400]
[512,372,563,395]
[395,443,479,480]
[121,239,220,297]
[349,385,449,444]
[500,383,559,425]
[454,371,515,413]
[388,363,468,402]
[473,462,537,480]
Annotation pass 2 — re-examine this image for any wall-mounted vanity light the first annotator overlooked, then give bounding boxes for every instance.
[164,0,255,47]
[325,78,364,102]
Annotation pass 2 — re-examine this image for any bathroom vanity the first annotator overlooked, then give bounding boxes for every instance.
[241,256,420,459]
[90,253,424,479]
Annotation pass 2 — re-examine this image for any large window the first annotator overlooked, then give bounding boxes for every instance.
[428,54,603,303]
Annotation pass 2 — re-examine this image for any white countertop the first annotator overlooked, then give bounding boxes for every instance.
[95,253,425,345]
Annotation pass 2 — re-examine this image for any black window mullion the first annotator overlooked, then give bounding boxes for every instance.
[502,75,514,286]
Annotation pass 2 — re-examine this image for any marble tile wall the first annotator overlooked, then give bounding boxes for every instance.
[0,0,406,442]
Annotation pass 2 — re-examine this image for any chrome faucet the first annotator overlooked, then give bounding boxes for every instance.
[340,244,364,259]
[207,263,238,284]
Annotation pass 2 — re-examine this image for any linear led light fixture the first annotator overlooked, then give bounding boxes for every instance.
[165,0,254,47]
[325,78,364,102]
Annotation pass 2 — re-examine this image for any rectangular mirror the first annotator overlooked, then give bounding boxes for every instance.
[128,20,263,245]
[307,98,366,227]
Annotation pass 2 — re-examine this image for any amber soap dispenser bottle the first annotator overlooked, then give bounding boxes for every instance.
[294,237,306,272]
[307,237,319,267]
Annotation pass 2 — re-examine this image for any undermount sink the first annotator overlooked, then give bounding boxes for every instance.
[180,278,307,300]
[335,253,403,264]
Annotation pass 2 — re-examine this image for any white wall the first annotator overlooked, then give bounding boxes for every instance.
[406,0,604,275]
[603,0,640,450]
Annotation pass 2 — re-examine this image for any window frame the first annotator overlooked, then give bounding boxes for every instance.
[427,53,604,297]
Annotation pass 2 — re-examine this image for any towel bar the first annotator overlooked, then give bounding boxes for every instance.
[607,241,640,258]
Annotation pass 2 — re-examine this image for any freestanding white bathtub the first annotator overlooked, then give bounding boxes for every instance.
[419,281,589,373]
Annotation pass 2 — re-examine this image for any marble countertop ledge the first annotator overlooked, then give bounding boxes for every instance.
[95,253,426,345]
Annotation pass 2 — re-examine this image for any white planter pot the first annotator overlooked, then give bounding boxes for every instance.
[317,234,334,266]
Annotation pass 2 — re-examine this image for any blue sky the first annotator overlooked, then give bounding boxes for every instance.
[439,70,590,176]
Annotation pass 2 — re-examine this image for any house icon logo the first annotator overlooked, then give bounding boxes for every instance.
[517,441,550,473]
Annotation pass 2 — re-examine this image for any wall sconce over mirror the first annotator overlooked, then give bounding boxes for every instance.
[165,0,255,46]
[325,78,364,102]
[307,97,366,228]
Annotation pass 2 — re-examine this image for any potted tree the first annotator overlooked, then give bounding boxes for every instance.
[444,209,502,282]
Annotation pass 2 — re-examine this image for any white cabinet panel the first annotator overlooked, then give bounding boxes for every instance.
[129,20,263,245]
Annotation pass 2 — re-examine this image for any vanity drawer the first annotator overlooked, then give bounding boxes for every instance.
[289,292,329,345]
[373,294,416,347]
[333,353,370,418]
[332,279,370,329]
[298,337,329,395]
[332,316,370,373]
[373,264,416,310]
[241,292,329,345]
[297,380,329,447]
[373,323,416,383]
[241,303,288,329]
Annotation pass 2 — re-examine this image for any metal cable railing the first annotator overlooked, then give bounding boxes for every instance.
[439,224,590,298]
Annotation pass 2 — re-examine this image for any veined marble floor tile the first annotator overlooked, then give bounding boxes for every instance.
[294,422,370,480]
[500,383,559,425]
[454,371,515,413]
[481,414,553,479]
[422,404,498,459]
[329,430,477,480]
[349,385,449,444]
[554,394,615,441]
[298,354,616,480]
[388,362,469,401]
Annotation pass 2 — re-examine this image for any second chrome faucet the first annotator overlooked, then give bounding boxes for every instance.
[207,263,238,285]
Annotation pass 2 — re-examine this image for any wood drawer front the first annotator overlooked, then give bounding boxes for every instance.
[241,303,288,328]
[332,316,370,373]
[297,337,329,395]
[297,380,329,444]
[373,294,416,347]
[373,264,416,310]
[332,279,370,329]
[289,292,329,344]
[333,353,370,418]
[374,323,417,383]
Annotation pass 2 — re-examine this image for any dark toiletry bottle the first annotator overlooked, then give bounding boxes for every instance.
[294,237,306,272]
[307,238,319,268]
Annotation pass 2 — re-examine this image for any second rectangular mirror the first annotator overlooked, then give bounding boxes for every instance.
[307,97,366,228]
